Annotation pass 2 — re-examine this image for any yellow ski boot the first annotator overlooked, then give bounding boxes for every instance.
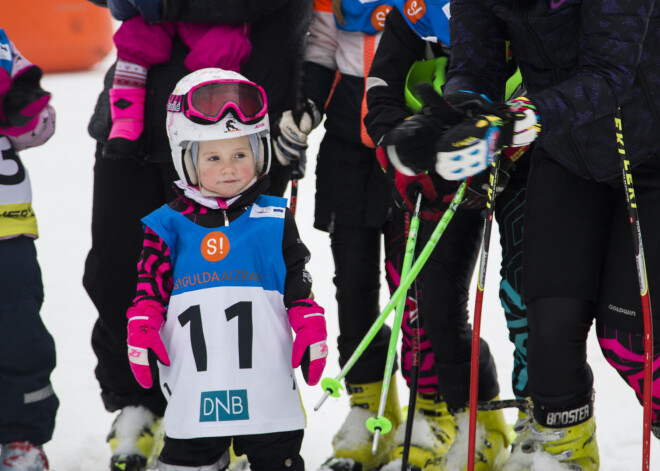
[501,409,533,471]
[520,416,599,471]
[325,379,403,471]
[228,441,249,471]
[108,405,164,471]
[443,398,510,471]
[385,393,456,471]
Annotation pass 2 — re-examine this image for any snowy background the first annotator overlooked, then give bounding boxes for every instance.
[21,56,659,471]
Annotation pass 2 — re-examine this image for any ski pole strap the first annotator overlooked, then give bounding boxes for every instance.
[475,399,529,411]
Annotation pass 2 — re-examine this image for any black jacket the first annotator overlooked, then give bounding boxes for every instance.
[445,0,660,181]
[364,8,468,199]
[365,7,448,146]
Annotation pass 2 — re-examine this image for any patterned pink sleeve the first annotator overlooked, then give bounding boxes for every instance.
[132,226,174,307]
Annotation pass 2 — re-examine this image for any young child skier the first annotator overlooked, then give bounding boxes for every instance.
[124,68,328,471]
[0,28,58,471]
[103,0,251,159]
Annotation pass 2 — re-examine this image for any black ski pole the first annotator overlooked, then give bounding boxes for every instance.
[401,277,421,471]
[288,36,307,217]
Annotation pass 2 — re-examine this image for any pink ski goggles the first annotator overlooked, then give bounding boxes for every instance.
[167,79,268,125]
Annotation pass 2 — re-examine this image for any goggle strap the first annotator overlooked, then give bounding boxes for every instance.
[167,94,184,113]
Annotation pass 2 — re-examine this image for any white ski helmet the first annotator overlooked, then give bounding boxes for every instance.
[166,68,271,186]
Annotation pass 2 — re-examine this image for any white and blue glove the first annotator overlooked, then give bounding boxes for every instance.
[435,91,539,180]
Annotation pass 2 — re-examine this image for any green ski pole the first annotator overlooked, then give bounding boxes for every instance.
[314,181,467,411]
[367,193,422,452]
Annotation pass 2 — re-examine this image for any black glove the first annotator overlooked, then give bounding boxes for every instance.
[380,83,462,177]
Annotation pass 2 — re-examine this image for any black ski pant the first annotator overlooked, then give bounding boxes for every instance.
[160,430,304,470]
[415,207,500,411]
[523,149,660,426]
[494,158,530,400]
[317,130,406,386]
[84,147,177,416]
[331,221,400,385]
[0,236,59,444]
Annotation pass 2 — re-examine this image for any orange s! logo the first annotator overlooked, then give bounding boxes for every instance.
[404,0,426,23]
[371,5,392,31]
[201,231,230,262]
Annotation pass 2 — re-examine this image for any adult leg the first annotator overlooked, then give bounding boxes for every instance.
[331,222,393,381]
[383,205,438,395]
[383,206,454,469]
[316,134,399,468]
[84,145,177,414]
[596,321,660,436]
[595,153,660,434]
[415,208,498,409]
[527,298,595,419]
[523,151,612,416]
[522,151,608,470]
[415,208,509,468]
[85,148,178,470]
[495,159,529,400]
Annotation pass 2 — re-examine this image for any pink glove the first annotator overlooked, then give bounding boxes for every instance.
[127,301,171,388]
[288,299,328,386]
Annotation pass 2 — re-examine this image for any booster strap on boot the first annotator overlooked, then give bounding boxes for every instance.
[532,399,594,428]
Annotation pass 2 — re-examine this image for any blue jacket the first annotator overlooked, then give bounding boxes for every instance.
[107,0,162,22]
[445,0,660,181]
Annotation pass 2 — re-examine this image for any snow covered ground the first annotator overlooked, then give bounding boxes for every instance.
[23,58,659,470]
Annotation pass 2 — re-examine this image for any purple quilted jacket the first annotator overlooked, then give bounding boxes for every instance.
[445,0,660,181]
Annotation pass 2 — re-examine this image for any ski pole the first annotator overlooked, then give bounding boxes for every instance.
[288,53,306,218]
[290,173,300,217]
[314,181,467,411]
[467,155,501,471]
[615,108,654,471]
[368,193,423,453]
[401,278,421,471]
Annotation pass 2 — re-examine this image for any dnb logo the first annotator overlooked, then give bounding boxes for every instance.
[200,390,249,422]
[202,231,230,262]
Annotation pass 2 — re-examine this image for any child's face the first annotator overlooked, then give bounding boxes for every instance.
[197,136,256,198]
